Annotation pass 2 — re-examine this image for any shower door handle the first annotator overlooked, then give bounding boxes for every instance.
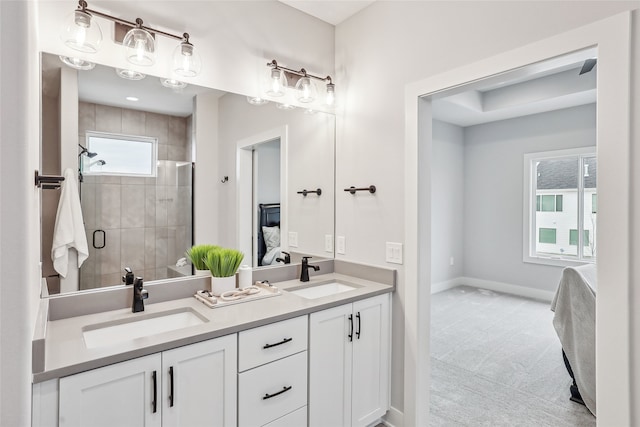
[93,229,106,249]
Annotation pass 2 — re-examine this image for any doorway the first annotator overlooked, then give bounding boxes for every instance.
[403,12,631,426]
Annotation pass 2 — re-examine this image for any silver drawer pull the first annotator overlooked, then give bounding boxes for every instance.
[263,337,292,349]
[263,386,292,400]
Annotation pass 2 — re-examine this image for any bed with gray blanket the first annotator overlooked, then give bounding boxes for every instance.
[550,264,596,416]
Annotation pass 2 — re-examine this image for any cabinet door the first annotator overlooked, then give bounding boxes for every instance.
[162,334,237,427]
[309,303,353,427]
[59,354,162,427]
[351,294,391,427]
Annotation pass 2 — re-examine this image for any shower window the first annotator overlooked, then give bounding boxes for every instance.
[84,131,157,177]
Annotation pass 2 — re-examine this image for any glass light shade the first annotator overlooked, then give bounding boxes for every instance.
[265,68,287,97]
[123,27,156,66]
[247,96,268,106]
[59,56,95,70]
[160,78,187,89]
[172,41,201,77]
[295,76,317,103]
[116,68,145,81]
[326,83,335,106]
[60,10,102,53]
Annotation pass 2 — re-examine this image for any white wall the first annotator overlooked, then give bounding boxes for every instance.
[335,1,638,419]
[255,139,281,205]
[463,104,596,292]
[1,1,40,426]
[431,120,464,285]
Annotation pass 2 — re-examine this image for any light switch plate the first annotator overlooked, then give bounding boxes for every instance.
[337,236,346,255]
[386,242,403,264]
[289,231,298,247]
[325,234,333,253]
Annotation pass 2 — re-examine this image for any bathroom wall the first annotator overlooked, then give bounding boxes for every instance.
[78,102,192,289]
[335,2,638,422]
[255,139,281,205]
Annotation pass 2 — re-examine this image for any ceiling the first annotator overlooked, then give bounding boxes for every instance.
[432,49,598,127]
[278,0,375,25]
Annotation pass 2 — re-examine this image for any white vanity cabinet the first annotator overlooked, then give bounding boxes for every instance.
[58,334,237,427]
[238,316,308,427]
[308,293,390,427]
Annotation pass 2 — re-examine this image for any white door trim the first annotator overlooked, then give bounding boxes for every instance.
[404,12,631,426]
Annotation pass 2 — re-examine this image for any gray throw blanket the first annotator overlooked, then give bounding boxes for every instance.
[550,264,596,416]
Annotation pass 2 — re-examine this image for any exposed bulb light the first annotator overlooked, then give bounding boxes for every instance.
[325,82,335,106]
[266,68,286,97]
[276,103,295,110]
[116,68,145,80]
[160,78,187,89]
[296,76,317,103]
[60,5,102,53]
[59,55,95,70]
[123,19,155,66]
[247,96,269,106]
[172,34,201,77]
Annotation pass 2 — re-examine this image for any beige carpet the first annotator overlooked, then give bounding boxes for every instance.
[429,285,595,426]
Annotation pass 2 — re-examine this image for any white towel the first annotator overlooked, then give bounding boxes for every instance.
[52,168,89,278]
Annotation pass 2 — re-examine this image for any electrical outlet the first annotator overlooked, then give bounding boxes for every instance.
[325,234,333,253]
[288,231,298,247]
[386,242,403,264]
[337,236,346,255]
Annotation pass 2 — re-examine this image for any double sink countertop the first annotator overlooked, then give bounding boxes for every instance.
[34,262,395,383]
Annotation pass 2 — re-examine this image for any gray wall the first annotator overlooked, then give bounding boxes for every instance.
[463,104,596,292]
[431,120,465,284]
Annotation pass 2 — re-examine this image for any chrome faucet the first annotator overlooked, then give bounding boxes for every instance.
[300,256,320,282]
[123,267,148,312]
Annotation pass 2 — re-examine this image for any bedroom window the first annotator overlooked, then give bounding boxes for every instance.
[523,147,596,266]
[83,132,157,177]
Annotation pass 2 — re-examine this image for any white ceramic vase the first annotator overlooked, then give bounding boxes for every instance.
[211,275,237,296]
[195,268,210,277]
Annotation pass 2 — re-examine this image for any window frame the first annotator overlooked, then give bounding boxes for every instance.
[523,147,596,267]
[84,131,158,178]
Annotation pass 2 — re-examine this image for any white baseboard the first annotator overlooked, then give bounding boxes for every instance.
[381,406,403,427]
[459,276,556,302]
[431,278,463,294]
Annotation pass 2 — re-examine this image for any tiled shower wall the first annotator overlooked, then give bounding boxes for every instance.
[78,102,193,289]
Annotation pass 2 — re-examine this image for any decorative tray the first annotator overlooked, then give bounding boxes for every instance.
[193,281,281,309]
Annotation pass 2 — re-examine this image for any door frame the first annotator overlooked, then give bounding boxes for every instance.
[404,12,631,426]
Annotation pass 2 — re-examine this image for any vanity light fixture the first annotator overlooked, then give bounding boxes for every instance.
[266,59,335,106]
[59,55,95,71]
[60,1,201,77]
[276,103,295,110]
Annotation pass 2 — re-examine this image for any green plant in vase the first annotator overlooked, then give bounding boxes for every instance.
[186,244,219,273]
[204,247,245,296]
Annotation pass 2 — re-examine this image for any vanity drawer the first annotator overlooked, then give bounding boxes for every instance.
[238,351,307,427]
[263,406,307,427]
[239,315,307,371]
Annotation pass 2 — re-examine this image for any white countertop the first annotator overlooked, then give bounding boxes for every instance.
[35,273,393,383]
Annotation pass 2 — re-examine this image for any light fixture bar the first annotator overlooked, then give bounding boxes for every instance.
[267,59,333,85]
[76,0,185,42]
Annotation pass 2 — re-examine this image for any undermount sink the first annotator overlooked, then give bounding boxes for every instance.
[288,282,357,299]
[82,308,208,349]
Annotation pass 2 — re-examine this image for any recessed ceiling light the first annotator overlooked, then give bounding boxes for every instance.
[126,96,139,102]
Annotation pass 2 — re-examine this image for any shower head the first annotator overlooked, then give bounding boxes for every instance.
[78,144,98,158]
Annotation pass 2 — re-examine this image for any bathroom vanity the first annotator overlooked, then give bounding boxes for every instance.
[32,263,394,427]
